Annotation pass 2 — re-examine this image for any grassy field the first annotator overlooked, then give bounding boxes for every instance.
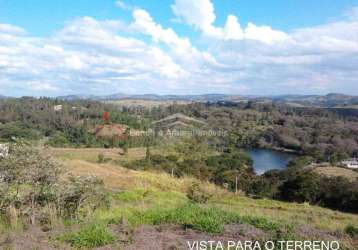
[314,166,358,181]
[48,145,184,164]
[2,147,357,249]
[51,147,358,233]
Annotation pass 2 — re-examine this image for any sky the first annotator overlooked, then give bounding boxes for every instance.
[0,0,358,97]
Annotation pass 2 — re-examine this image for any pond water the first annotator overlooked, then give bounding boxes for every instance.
[247,148,295,175]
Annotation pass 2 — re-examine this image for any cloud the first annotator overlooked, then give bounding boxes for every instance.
[345,6,358,20]
[0,24,26,35]
[0,18,189,96]
[1,3,358,96]
[29,81,59,91]
[292,20,358,53]
[223,15,244,40]
[116,1,126,10]
[171,0,224,39]
[244,23,291,44]
[171,0,290,44]
[132,9,194,55]
[115,0,131,10]
[172,0,217,33]
[210,14,358,94]
[131,8,219,79]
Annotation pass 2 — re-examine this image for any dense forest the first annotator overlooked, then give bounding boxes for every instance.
[0,97,149,147]
[1,97,358,212]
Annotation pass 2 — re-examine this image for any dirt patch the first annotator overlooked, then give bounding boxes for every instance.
[91,124,128,139]
[122,224,268,250]
[296,225,338,241]
[295,225,356,250]
[0,226,68,250]
[223,224,269,240]
[1,223,356,250]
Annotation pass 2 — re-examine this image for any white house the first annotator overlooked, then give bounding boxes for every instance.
[54,105,63,111]
[0,144,9,158]
[341,159,358,169]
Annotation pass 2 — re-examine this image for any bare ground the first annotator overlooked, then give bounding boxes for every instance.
[121,224,269,250]
[1,223,355,250]
[0,226,70,250]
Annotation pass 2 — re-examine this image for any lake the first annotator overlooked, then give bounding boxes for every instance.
[247,148,295,175]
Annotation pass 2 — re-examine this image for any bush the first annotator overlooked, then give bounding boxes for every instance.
[57,175,109,219]
[275,169,358,213]
[345,225,358,238]
[278,171,322,204]
[0,143,108,225]
[186,182,212,204]
[0,122,40,141]
[97,153,105,163]
[0,142,60,225]
[97,153,112,164]
[288,156,314,168]
[58,223,116,248]
[46,133,69,147]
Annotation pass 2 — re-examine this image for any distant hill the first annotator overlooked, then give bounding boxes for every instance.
[57,93,240,102]
[271,93,358,107]
[56,93,358,107]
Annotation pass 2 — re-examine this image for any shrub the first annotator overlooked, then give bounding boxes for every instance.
[0,142,60,225]
[97,153,112,163]
[97,153,105,163]
[46,133,70,147]
[0,122,40,141]
[345,225,358,238]
[0,143,108,225]
[279,171,322,203]
[186,182,212,204]
[58,223,116,248]
[57,175,109,219]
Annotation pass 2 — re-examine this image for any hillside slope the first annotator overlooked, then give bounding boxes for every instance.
[2,148,357,249]
[63,158,358,231]
[52,148,358,249]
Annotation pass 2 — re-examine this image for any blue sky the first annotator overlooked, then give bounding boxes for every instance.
[0,0,358,96]
[1,0,356,35]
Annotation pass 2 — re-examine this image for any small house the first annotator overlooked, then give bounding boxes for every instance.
[341,159,358,169]
[54,105,63,111]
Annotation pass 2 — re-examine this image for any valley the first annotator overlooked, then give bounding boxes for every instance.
[0,97,357,249]
[2,146,357,249]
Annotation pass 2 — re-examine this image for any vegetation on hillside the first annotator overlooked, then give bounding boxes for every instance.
[1,144,357,249]
[1,98,358,212]
[1,98,358,162]
[1,98,358,248]
[0,142,107,230]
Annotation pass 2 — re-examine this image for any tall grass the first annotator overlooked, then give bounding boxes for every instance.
[124,202,285,234]
[57,223,116,248]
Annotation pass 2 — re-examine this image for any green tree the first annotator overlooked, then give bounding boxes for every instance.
[279,171,321,203]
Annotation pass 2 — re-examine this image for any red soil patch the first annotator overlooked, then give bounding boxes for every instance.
[92,124,129,139]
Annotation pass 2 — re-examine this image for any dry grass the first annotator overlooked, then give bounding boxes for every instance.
[314,166,358,181]
[63,159,224,195]
[47,146,173,164]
